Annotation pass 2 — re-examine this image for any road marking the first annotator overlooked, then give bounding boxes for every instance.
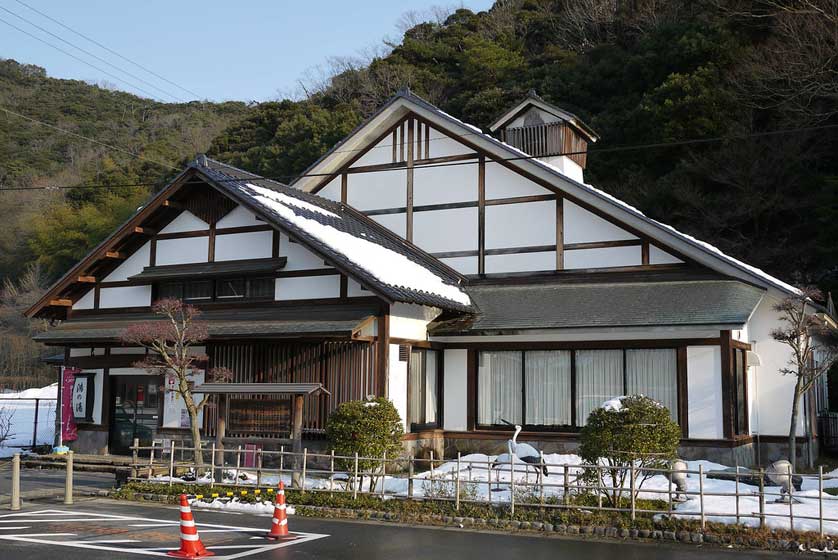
[0,526,30,530]
[0,510,329,559]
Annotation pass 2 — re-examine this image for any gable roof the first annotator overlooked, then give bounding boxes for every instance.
[292,90,799,298]
[488,90,599,142]
[26,157,473,318]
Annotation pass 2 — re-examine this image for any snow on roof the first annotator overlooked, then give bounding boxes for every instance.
[243,184,472,307]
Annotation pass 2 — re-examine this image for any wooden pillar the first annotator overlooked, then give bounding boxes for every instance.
[291,394,304,488]
[720,330,734,439]
[376,314,390,398]
[214,394,227,482]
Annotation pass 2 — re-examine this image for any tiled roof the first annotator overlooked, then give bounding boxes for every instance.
[429,280,765,335]
[192,157,472,312]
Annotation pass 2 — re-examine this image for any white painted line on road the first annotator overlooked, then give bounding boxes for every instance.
[0,526,30,530]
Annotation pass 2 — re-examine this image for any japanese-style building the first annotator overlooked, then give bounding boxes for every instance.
[27,90,833,466]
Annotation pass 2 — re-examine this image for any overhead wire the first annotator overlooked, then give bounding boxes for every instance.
[0,121,834,193]
[0,14,167,101]
[12,0,204,100]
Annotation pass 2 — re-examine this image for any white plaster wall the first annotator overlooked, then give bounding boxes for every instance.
[73,289,95,310]
[443,349,468,431]
[352,134,396,167]
[278,233,329,271]
[485,251,556,274]
[389,344,408,429]
[317,177,342,202]
[564,246,642,269]
[346,169,407,211]
[747,294,803,436]
[649,245,683,265]
[104,242,151,281]
[564,200,637,244]
[99,286,152,308]
[413,162,477,205]
[485,200,555,249]
[347,279,369,297]
[427,126,473,158]
[484,161,549,199]
[439,256,478,275]
[275,275,340,300]
[156,237,209,265]
[541,155,584,183]
[413,208,478,254]
[217,205,263,228]
[370,213,407,238]
[70,348,94,357]
[389,303,440,341]
[160,211,208,234]
[687,346,724,439]
[214,231,273,261]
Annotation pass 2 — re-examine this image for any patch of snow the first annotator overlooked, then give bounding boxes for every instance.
[242,184,471,307]
[246,183,338,218]
[601,396,625,412]
[191,497,295,516]
[0,384,57,457]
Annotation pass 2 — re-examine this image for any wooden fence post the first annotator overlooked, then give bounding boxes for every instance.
[209,443,215,489]
[131,437,139,481]
[455,452,461,511]
[353,452,359,500]
[147,441,155,480]
[168,440,176,487]
[630,464,636,521]
[819,466,824,538]
[302,448,308,494]
[408,456,414,499]
[380,451,386,499]
[758,468,766,529]
[698,464,705,530]
[329,450,335,496]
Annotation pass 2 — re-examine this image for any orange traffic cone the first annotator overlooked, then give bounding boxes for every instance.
[265,482,290,539]
[168,494,214,558]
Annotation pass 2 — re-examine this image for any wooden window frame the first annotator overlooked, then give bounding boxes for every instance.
[473,346,686,433]
[407,347,443,432]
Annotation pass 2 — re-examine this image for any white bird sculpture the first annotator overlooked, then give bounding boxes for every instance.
[492,419,548,486]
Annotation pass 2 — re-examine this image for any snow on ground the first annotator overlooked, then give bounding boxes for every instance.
[0,384,56,457]
[191,497,295,516]
[158,453,838,535]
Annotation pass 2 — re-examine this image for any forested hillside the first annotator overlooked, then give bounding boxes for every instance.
[0,0,836,387]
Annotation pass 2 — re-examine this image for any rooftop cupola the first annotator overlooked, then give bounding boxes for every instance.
[489,90,598,183]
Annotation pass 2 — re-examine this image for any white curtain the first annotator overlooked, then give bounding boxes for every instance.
[575,350,623,426]
[478,351,522,425]
[425,350,438,424]
[626,349,678,422]
[408,351,423,425]
[525,351,571,426]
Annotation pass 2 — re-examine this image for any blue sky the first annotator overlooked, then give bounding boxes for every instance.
[0,0,494,102]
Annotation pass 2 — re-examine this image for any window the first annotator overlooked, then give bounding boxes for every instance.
[575,350,623,426]
[217,278,246,299]
[477,347,680,429]
[733,348,748,435]
[184,280,212,301]
[626,349,678,422]
[526,351,571,426]
[478,351,522,425]
[157,277,275,303]
[408,349,439,428]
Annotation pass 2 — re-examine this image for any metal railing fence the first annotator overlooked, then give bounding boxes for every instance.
[129,441,837,537]
[0,397,56,450]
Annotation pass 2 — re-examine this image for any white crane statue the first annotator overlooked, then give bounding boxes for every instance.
[492,419,549,489]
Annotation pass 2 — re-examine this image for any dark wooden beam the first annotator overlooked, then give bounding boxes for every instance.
[720,329,734,439]
[564,239,643,251]
[48,299,72,307]
[677,346,689,438]
[556,198,564,270]
[377,314,390,398]
[642,241,650,265]
[478,155,486,275]
[406,118,415,242]
[133,227,156,235]
[104,251,126,260]
[76,276,96,283]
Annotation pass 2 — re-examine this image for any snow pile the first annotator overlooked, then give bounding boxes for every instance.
[191,497,295,516]
[0,384,57,457]
[243,183,471,307]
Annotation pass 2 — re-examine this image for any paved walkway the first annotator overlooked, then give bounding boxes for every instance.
[0,465,115,507]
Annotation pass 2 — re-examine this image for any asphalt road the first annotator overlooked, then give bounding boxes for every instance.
[0,465,115,506]
[0,498,787,560]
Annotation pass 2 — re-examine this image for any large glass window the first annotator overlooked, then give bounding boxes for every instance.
[525,351,571,426]
[575,350,623,426]
[626,349,678,422]
[477,347,680,429]
[408,349,439,428]
[157,277,275,303]
[478,351,522,425]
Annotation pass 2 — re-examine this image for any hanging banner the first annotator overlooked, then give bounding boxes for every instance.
[61,367,79,442]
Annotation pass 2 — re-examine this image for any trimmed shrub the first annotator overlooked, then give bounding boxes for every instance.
[325,397,404,490]
[579,395,681,507]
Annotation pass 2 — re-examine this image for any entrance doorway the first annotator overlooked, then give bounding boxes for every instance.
[109,375,162,455]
